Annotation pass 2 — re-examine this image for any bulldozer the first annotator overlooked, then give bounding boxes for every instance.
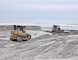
[10,25,31,42]
[52,25,64,33]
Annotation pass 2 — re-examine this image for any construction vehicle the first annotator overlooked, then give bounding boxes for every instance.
[52,25,61,32]
[52,25,70,33]
[10,25,31,42]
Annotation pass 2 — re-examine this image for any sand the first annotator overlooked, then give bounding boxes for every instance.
[0,26,78,60]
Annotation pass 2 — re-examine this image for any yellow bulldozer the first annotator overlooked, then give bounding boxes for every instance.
[52,25,70,33]
[52,25,71,34]
[10,25,31,42]
[52,25,61,32]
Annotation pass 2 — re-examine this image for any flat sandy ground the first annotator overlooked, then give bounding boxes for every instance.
[0,30,78,60]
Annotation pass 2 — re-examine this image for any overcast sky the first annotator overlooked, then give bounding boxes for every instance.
[0,0,78,24]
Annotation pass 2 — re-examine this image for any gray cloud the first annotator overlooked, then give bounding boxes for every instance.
[0,0,78,24]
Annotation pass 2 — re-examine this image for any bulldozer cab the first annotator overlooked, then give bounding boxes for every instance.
[14,25,25,32]
[53,25,60,29]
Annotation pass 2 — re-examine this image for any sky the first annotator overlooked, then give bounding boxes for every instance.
[0,0,78,24]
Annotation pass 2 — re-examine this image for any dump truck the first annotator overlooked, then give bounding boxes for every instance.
[10,25,31,42]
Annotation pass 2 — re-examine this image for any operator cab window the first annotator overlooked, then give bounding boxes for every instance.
[17,26,23,31]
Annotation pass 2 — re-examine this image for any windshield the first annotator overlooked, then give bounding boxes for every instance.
[17,26,23,31]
